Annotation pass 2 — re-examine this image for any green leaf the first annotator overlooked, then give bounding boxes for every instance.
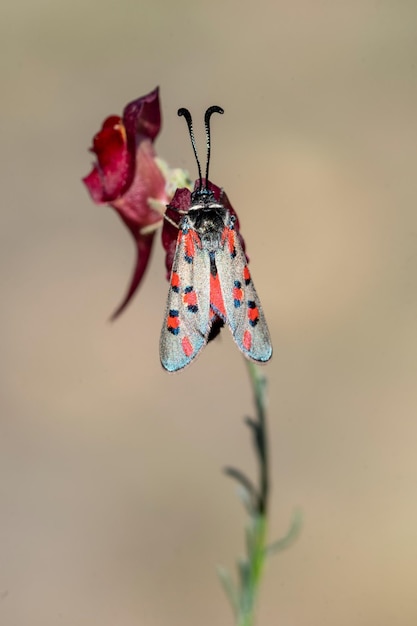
[265,509,303,556]
[217,566,239,617]
[238,557,251,593]
[224,466,260,514]
[245,523,256,560]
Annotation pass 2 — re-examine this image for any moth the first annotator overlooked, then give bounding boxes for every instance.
[160,106,272,371]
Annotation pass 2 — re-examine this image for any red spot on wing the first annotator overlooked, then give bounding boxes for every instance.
[228,235,235,256]
[248,306,259,323]
[222,227,235,255]
[243,330,252,351]
[181,336,193,357]
[220,226,235,255]
[183,289,197,307]
[233,285,243,302]
[210,273,227,318]
[167,315,180,329]
[220,227,228,245]
[184,231,195,260]
[243,266,251,284]
[171,272,180,289]
[184,229,201,261]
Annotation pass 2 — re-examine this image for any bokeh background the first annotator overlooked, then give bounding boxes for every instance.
[1,1,417,625]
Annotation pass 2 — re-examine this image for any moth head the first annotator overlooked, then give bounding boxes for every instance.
[190,186,216,207]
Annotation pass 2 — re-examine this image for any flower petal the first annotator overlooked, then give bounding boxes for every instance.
[83,88,169,318]
[162,187,192,277]
[123,86,161,145]
[83,87,161,204]
[112,139,166,227]
[83,116,130,202]
[110,230,157,320]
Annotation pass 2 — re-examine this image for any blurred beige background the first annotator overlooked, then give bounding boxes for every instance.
[1,1,417,625]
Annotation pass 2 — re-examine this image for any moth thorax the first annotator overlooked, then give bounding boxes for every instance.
[189,205,226,229]
[190,206,227,252]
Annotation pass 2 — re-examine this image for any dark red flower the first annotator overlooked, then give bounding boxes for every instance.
[83,87,167,318]
[83,90,248,337]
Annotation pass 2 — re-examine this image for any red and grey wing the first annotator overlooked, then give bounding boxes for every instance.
[215,222,272,363]
[160,226,211,372]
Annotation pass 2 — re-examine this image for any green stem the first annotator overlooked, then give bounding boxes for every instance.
[246,361,269,514]
[236,362,270,626]
[219,360,301,626]
[238,515,267,626]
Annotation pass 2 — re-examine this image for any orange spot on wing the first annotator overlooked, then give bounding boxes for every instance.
[248,307,259,322]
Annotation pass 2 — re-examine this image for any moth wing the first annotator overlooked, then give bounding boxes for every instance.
[215,223,272,363]
[160,227,211,372]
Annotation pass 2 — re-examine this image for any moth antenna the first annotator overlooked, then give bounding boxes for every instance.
[204,106,224,187]
[178,108,203,190]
